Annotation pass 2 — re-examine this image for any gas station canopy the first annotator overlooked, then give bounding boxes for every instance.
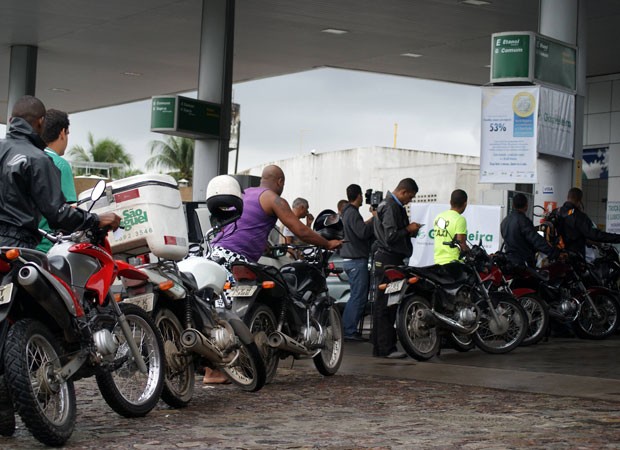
[1,0,619,123]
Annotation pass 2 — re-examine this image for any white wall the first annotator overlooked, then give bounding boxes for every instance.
[242,146,488,222]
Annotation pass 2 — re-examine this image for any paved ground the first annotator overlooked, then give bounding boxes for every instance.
[2,336,620,449]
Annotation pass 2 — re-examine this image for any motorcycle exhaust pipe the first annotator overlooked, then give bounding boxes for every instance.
[268,330,312,356]
[18,265,72,331]
[416,309,476,335]
[180,328,234,364]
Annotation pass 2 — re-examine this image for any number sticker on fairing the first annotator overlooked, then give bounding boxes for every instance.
[0,283,13,306]
[124,293,155,312]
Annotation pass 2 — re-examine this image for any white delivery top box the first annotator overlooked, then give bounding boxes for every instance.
[79,174,188,260]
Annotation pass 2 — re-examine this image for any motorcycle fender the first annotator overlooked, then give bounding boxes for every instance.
[231,298,254,320]
[586,285,618,298]
[218,312,254,345]
[511,287,537,298]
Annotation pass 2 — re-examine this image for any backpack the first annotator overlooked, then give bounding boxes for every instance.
[539,208,566,249]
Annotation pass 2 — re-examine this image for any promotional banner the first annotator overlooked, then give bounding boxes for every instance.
[606,202,620,234]
[537,86,575,158]
[480,87,539,183]
[409,204,503,267]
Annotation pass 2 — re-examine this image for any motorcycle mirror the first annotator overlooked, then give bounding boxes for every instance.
[436,217,447,230]
[90,180,106,203]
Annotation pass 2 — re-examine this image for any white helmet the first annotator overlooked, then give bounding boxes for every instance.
[206,175,243,228]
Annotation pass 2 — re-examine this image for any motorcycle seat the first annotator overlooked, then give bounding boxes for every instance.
[409,262,469,286]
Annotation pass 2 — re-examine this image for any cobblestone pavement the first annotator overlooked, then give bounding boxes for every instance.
[2,362,620,450]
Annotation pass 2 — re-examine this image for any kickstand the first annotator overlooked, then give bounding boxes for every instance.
[288,358,296,369]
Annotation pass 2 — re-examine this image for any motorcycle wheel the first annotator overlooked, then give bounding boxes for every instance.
[572,293,619,340]
[312,303,344,376]
[518,293,549,346]
[246,304,279,384]
[448,333,475,352]
[155,308,194,408]
[221,339,266,392]
[473,293,527,354]
[4,319,76,446]
[96,303,164,417]
[396,295,440,361]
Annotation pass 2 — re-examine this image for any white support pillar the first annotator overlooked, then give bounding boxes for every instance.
[192,0,235,201]
[6,45,38,123]
[535,0,585,210]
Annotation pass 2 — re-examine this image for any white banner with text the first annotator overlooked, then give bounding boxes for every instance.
[409,204,503,267]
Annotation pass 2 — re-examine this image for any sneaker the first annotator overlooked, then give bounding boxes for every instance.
[344,333,367,342]
[383,351,407,359]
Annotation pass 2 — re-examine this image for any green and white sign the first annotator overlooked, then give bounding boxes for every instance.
[151,95,221,139]
[491,32,534,82]
[490,31,577,92]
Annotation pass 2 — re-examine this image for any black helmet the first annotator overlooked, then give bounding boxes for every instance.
[313,208,344,240]
[206,175,243,228]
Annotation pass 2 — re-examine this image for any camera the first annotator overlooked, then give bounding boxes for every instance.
[365,189,383,210]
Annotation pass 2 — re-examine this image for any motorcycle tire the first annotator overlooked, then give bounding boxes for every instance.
[221,339,266,392]
[312,303,344,376]
[447,333,475,352]
[572,293,619,340]
[473,293,527,354]
[0,374,15,437]
[245,304,279,384]
[518,293,549,346]
[396,295,440,361]
[155,308,194,408]
[4,319,76,446]
[96,303,164,417]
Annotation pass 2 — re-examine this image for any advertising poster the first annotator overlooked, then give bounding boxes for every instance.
[606,202,620,234]
[409,204,502,267]
[537,86,575,158]
[582,147,608,180]
[480,87,539,183]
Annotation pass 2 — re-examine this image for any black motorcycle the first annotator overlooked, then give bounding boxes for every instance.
[385,218,527,360]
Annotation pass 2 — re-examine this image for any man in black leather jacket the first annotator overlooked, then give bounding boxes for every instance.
[371,178,422,358]
[501,193,557,267]
[557,187,620,258]
[0,96,120,248]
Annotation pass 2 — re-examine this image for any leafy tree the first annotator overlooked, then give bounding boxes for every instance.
[146,135,194,184]
[67,133,133,179]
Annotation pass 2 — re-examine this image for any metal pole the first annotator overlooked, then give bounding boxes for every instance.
[6,45,38,123]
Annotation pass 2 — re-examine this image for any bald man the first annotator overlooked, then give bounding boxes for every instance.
[0,95,120,248]
[212,165,341,264]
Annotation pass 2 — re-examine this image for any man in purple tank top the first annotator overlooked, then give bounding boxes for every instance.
[212,165,341,265]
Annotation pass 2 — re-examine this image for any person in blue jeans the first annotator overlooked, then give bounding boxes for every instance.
[340,184,375,340]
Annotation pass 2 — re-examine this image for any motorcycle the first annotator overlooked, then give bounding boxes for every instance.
[487,252,550,346]
[587,244,620,291]
[0,180,164,446]
[384,217,527,361]
[228,237,344,383]
[119,226,266,407]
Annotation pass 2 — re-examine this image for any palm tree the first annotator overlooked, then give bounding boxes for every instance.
[68,133,133,179]
[145,136,194,184]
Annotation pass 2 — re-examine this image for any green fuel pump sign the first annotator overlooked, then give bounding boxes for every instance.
[490,31,576,92]
[491,32,533,81]
[151,95,221,139]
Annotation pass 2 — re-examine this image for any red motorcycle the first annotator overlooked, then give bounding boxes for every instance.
[0,181,164,447]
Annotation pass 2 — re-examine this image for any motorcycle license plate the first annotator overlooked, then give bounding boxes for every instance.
[124,293,154,312]
[228,285,258,297]
[385,279,405,294]
[0,283,13,306]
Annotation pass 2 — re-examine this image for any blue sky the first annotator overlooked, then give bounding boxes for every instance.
[2,68,482,172]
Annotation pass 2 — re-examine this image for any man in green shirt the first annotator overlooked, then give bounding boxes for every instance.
[36,109,77,252]
[433,189,468,265]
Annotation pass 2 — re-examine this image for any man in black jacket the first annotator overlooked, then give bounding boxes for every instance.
[501,193,557,267]
[340,184,374,341]
[557,187,620,258]
[0,96,120,248]
[372,178,422,358]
